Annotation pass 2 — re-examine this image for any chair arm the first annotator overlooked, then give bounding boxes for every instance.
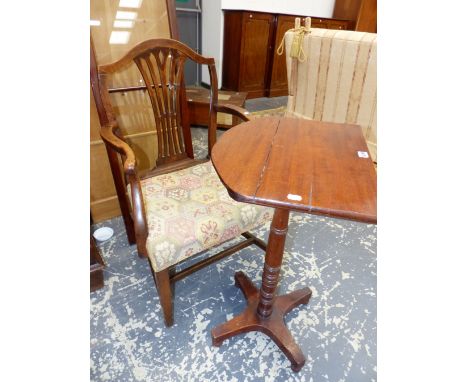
[207,103,252,157]
[126,174,149,256]
[100,123,149,254]
[100,122,136,174]
[214,103,251,122]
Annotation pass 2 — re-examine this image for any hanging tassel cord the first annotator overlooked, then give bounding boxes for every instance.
[276,26,309,62]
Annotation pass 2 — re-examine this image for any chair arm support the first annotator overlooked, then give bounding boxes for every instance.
[126,174,149,255]
[207,103,252,157]
[214,103,251,122]
[100,123,149,254]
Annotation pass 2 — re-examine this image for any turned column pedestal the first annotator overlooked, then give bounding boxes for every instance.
[212,208,312,371]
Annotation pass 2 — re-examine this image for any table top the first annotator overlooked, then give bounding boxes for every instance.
[211,117,377,224]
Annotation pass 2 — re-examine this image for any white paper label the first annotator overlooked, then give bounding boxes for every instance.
[287,194,302,201]
[357,151,369,158]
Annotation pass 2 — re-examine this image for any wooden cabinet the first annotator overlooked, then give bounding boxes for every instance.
[239,13,275,95]
[222,11,352,98]
[222,11,275,99]
[90,0,175,223]
[269,15,296,97]
[333,0,377,33]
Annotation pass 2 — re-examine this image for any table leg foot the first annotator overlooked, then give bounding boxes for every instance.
[234,271,258,300]
[211,274,312,372]
[276,287,312,315]
[211,309,256,347]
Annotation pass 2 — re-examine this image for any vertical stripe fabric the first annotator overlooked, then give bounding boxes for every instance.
[285,29,377,162]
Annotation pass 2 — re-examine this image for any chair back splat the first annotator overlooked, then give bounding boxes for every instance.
[134,47,187,165]
[98,39,219,170]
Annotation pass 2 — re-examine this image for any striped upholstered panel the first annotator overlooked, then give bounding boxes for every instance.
[285,29,377,161]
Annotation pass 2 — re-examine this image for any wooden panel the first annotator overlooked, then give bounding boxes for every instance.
[90,87,102,142]
[356,0,377,33]
[333,0,377,33]
[90,0,171,88]
[328,20,350,30]
[333,0,362,22]
[90,0,172,222]
[222,11,243,91]
[238,12,274,97]
[311,17,329,29]
[108,89,159,167]
[90,195,122,222]
[90,87,120,222]
[269,15,296,97]
[90,128,161,222]
[109,90,155,135]
[90,141,118,202]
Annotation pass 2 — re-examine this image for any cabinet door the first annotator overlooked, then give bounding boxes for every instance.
[268,15,297,97]
[239,12,275,97]
[328,20,349,30]
[311,17,329,29]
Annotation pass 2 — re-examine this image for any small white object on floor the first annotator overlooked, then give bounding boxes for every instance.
[93,227,114,242]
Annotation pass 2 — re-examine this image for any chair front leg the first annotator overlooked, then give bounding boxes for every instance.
[150,265,174,327]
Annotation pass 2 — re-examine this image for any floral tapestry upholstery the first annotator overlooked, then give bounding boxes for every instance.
[139,161,273,272]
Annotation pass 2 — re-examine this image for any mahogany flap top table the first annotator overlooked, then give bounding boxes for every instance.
[210,117,377,372]
[211,117,377,223]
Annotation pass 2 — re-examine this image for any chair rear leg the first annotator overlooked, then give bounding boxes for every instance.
[150,265,174,327]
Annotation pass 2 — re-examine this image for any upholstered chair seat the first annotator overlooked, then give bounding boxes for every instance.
[138,161,273,272]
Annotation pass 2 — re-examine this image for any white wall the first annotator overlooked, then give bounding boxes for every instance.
[201,0,336,87]
[221,0,335,18]
[201,1,223,86]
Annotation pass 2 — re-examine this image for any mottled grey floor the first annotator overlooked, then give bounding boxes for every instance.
[245,96,289,111]
[91,97,377,381]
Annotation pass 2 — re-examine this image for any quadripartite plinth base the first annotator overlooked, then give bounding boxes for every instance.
[211,271,312,372]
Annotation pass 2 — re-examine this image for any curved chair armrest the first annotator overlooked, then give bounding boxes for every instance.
[207,103,252,157]
[214,103,251,122]
[100,123,149,254]
[100,122,136,174]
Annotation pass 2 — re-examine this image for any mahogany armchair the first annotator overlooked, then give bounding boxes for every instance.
[97,39,272,327]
